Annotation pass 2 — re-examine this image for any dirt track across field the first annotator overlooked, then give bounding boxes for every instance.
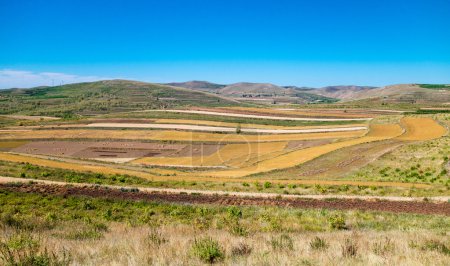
[0,177,448,215]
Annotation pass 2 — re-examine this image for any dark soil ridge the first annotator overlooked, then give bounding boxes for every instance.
[1,183,449,216]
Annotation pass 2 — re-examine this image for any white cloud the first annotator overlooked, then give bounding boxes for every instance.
[0,69,111,89]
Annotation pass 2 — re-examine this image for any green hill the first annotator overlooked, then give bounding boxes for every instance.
[0,80,239,117]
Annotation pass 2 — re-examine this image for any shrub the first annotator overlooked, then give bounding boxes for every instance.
[372,237,395,256]
[341,238,358,257]
[270,234,294,251]
[421,240,450,255]
[191,237,224,264]
[229,223,249,237]
[227,206,243,219]
[0,232,71,266]
[309,236,328,251]
[263,182,272,189]
[235,124,242,134]
[146,230,167,247]
[231,243,252,257]
[329,214,347,230]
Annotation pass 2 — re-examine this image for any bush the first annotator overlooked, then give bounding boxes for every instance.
[329,214,347,230]
[309,236,328,251]
[146,230,167,247]
[421,240,450,255]
[231,243,252,257]
[263,182,272,189]
[0,232,71,266]
[191,237,224,264]
[341,238,358,257]
[270,234,293,251]
[372,237,395,256]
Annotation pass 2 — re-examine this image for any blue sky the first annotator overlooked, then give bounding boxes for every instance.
[1,0,449,88]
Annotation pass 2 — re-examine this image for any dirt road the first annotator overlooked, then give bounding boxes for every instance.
[86,123,367,134]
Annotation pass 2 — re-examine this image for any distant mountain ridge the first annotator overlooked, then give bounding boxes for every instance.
[165,81,225,91]
[313,86,378,99]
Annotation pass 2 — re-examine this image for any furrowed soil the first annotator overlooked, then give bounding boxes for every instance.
[0,182,447,215]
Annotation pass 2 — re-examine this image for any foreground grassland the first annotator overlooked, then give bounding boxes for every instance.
[0,189,449,265]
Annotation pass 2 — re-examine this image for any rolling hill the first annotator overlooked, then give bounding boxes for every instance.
[165,81,226,91]
[342,84,450,104]
[312,86,378,99]
[0,80,239,117]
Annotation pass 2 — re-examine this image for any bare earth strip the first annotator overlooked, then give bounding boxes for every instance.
[0,178,448,216]
[86,122,367,134]
[0,152,430,188]
[0,176,446,202]
[145,110,373,121]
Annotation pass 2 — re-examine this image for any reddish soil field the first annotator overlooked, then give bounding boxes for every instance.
[1,183,448,216]
[10,141,222,158]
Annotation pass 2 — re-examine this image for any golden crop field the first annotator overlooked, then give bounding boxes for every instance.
[0,152,429,188]
[155,118,368,130]
[397,117,447,141]
[133,141,288,167]
[196,124,403,177]
[0,141,28,149]
[222,106,377,118]
[0,128,367,142]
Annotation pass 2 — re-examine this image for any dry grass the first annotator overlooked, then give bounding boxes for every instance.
[3,224,448,265]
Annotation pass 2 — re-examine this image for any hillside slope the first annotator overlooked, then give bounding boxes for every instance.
[344,84,450,104]
[219,82,290,95]
[0,80,239,117]
[165,81,226,91]
[313,86,377,99]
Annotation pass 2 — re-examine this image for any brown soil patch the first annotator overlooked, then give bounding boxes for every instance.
[11,141,222,159]
[1,183,448,215]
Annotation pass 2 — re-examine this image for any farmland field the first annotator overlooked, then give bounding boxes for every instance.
[0,90,449,265]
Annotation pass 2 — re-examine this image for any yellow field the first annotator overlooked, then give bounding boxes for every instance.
[154,118,368,130]
[0,141,28,149]
[133,141,288,167]
[222,107,377,118]
[0,152,430,188]
[194,124,403,177]
[397,117,447,141]
[0,129,367,142]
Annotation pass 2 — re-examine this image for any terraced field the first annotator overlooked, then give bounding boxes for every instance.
[0,109,446,192]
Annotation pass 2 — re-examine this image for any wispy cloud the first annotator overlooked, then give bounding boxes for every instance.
[0,69,112,89]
